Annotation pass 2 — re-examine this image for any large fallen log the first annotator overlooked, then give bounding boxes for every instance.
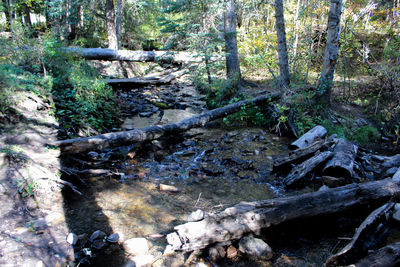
[353,242,400,267]
[63,47,221,64]
[166,179,400,252]
[283,151,333,188]
[289,125,327,149]
[383,154,400,169]
[323,138,358,178]
[324,202,395,266]
[52,93,280,153]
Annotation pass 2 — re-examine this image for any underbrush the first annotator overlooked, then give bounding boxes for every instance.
[0,22,119,138]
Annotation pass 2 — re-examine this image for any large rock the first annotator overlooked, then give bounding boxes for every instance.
[124,238,149,256]
[238,236,273,259]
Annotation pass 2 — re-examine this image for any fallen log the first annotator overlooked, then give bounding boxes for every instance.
[283,151,333,188]
[323,138,358,178]
[166,179,400,252]
[106,68,188,88]
[393,168,400,182]
[273,139,328,171]
[324,202,395,267]
[52,93,281,153]
[63,47,221,64]
[353,242,400,267]
[289,125,327,149]
[383,154,400,169]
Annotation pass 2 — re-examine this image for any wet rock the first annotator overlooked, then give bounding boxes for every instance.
[238,236,273,259]
[159,184,181,193]
[322,176,347,188]
[89,230,106,242]
[187,209,205,222]
[107,233,120,243]
[226,245,237,258]
[208,245,226,261]
[67,233,78,246]
[92,239,106,250]
[124,238,149,256]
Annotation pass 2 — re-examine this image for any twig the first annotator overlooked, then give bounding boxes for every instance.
[195,192,202,208]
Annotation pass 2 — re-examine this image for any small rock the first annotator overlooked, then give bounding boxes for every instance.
[238,236,273,259]
[89,230,106,242]
[159,184,181,193]
[139,112,153,117]
[354,118,368,127]
[226,245,237,258]
[272,136,280,141]
[107,233,120,243]
[45,212,63,225]
[166,233,181,250]
[124,238,149,256]
[35,260,45,267]
[92,239,106,250]
[208,245,226,261]
[254,150,260,156]
[163,245,175,256]
[33,219,48,231]
[130,254,154,267]
[318,185,330,192]
[393,210,400,222]
[67,233,78,246]
[187,209,205,222]
[195,263,208,267]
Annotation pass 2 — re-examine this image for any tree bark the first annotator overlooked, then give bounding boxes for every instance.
[106,0,118,50]
[317,0,343,105]
[274,0,290,89]
[224,0,241,83]
[22,3,32,27]
[353,242,400,267]
[63,47,220,64]
[2,0,11,29]
[116,0,122,49]
[289,125,327,149]
[323,138,358,178]
[52,93,281,153]
[166,179,400,252]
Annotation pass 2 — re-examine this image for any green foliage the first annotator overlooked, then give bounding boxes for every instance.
[222,96,269,127]
[17,178,38,197]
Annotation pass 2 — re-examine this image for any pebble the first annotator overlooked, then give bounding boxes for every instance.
[66,233,78,246]
[33,219,48,231]
[238,236,273,259]
[187,209,205,222]
[89,230,106,242]
[124,238,149,256]
[159,184,181,193]
[107,233,120,243]
[226,245,237,258]
[208,245,226,261]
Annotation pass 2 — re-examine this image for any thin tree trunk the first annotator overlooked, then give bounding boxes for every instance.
[106,0,118,50]
[274,0,290,89]
[224,0,241,83]
[2,0,10,29]
[317,0,343,105]
[292,0,302,69]
[22,3,32,27]
[116,0,122,49]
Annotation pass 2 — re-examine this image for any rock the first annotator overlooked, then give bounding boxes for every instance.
[393,210,400,222]
[33,219,48,231]
[89,230,106,242]
[318,185,330,192]
[187,209,205,222]
[354,118,368,127]
[124,238,149,256]
[226,245,237,258]
[67,233,78,246]
[395,203,400,211]
[208,245,226,261]
[385,167,399,177]
[45,212,63,225]
[159,184,181,193]
[238,236,273,259]
[92,239,106,249]
[322,176,347,188]
[130,254,154,267]
[35,260,45,267]
[163,245,175,256]
[139,112,153,117]
[107,233,120,243]
[254,150,260,156]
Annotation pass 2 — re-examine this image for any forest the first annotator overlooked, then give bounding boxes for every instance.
[0,0,399,266]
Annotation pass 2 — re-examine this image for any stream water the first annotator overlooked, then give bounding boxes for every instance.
[62,80,368,266]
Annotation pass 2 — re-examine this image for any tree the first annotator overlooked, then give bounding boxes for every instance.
[224,0,241,85]
[106,0,118,49]
[116,0,122,49]
[274,0,290,89]
[317,0,343,105]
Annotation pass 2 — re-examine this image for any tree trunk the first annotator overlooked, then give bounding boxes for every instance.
[2,0,11,29]
[116,0,122,49]
[353,242,400,267]
[323,138,358,178]
[166,179,400,252]
[52,93,280,153]
[22,3,32,27]
[317,0,343,105]
[224,0,241,83]
[106,0,118,50]
[274,0,290,89]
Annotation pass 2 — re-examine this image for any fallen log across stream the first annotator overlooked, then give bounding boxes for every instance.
[63,47,221,64]
[166,179,400,252]
[52,93,280,153]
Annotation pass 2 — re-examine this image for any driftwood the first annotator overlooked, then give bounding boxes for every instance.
[323,138,358,178]
[63,47,221,64]
[289,125,327,149]
[166,179,400,252]
[52,93,281,153]
[324,202,395,267]
[283,151,333,188]
[353,241,400,267]
[383,154,400,168]
[393,168,400,182]
[106,68,188,88]
[273,139,328,170]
